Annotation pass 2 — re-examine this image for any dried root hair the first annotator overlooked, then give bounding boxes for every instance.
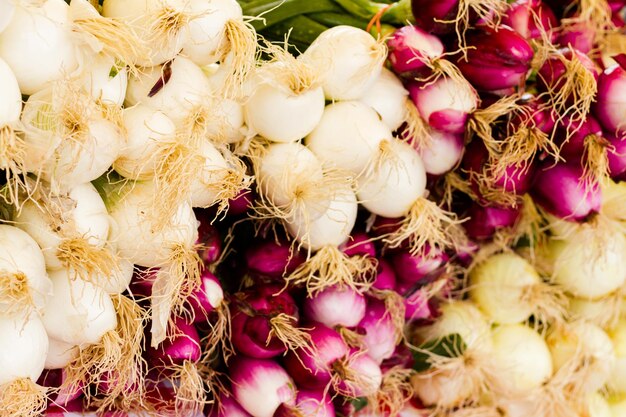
[416,57,468,89]
[269,313,316,355]
[0,125,31,208]
[381,198,468,257]
[150,244,203,347]
[147,5,195,64]
[257,40,322,95]
[330,350,381,399]
[370,289,407,343]
[57,237,120,285]
[65,295,147,411]
[0,378,47,417]
[561,0,613,45]
[366,366,415,417]
[467,168,522,208]
[401,98,432,148]
[171,360,209,416]
[581,134,611,188]
[203,149,253,219]
[441,171,475,209]
[568,288,625,330]
[69,0,147,75]
[522,280,568,330]
[218,18,258,99]
[284,246,377,296]
[200,304,234,362]
[0,271,35,315]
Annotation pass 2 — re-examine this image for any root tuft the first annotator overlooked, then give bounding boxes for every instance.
[0,378,47,417]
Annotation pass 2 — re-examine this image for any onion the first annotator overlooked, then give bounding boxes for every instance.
[187,269,224,324]
[359,67,409,132]
[502,0,558,40]
[387,25,444,74]
[595,60,626,135]
[413,129,464,176]
[77,54,127,106]
[303,286,366,328]
[245,239,305,280]
[608,318,626,393]
[463,203,521,240]
[275,389,335,417]
[357,297,401,364]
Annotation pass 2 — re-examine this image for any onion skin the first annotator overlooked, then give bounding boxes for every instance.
[274,389,336,417]
[557,22,596,54]
[530,161,602,221]
[227,189,255,217]
[537,48,599,94]
[147,317,201,366]
[358,298,400,363]
[391,248,448,285]
[208,393,253,417]
[607,132,626,179]
[340,232,377,258]
[303,286,366,328]
[231,285,300,358]
[455,25,534,91]
[556,115,604,159]
[502,0,558,41]
[387,25,444,74]
[463,202,522,240]
[187,269,223,324]
[245,240,305,280]
[195,210,223,265]
[595,61,626,135]
[372,259,398,291]
[396,280,438,321]
[410,0,462,34]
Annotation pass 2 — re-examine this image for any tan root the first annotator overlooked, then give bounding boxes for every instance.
[284,246,377,296]
[69,0,147,74]
[331,351,380,399]
[562,0,613,44]
[367,367,415,417]
[0,271,34,314]
[201,304,234,362]
[468,169,522,208]
[219,19,258,99]
[203,151,253,219]
[338,326,366,348]
[0,125,30,207]
[57,237,119,284]
[370,289,407,343]
[467,94,522,159]
[418,57,468,89]
[581,134,611,187]
[150,245,203,347]
[149,6,192,60]
[522,281,568,329]
[172,361,208,416]
[381,198,467,257]
[401,98,432,148]
[0,378,47,417]
[269,313,315,354]
[441,171,475,209]
[259,41,321,95]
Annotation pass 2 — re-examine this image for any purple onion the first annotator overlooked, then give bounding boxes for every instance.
[391,248,448,285]
[607,132,626,179]
[530,161,602,221]
[245,239,305,280]
[395,281,437,321]
[195,210,222,265]
[334,349,382,397]
[187,269,224,324]
[372,259,397,291]
[410,0,464,34]
[414,129,464,176]
[408,77,478,134]
[275,390,336,417]
[44,400,84,415]
[557,21,596,54]
[502,0,558,40]
[463,202,522,240]
[227,189,255,216]
[303,286,366,328]
[37,369,82,407]
[387,25,444,74]
[357,298,400,364]
[340,232,377,258]
[537,47,599,97]
[455,240,479,266]
[208,393,253,417]
[230,357,297,417]
[231,284,300,358]
[455,25,534,91]
[556,115,604,160]
[595,59,626,135]
[147,317,201,366]
[381,344,415,371]
[283,324,349,389]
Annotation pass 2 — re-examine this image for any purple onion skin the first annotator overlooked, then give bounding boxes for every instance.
[340,232,377,258]
[530,161,602,221]
[245,240,305,280]
[456,25,534,91]
[387,25,444,73]
[208,393,253,417]
[391,248,448,285]
[595,61,626,135]
[195,210,222,265]
[410,0,461,34]
[231,285,300,358]
[537,48,599,95]
[464,202,522,240]
[187,269,223,324]
[407,81,475,134]
[557,22,595,54]
[372,259,397,291]
[358,298,399,364]
[455,240,479,266]
[556,115,604,159]
[381,344,415,372]
[37,369,82,407]
[609,0,626,12]
[147,317,201,366]
[502,0,558,41]
[395,281,436,321]
[44,400,84,415]
[303,286,366,328]
[426,109,469,134]
[335,349,382,397]
[607,132,626,179]
[283,323,349,389]
[275,390,336,417]
[227,189,255,217]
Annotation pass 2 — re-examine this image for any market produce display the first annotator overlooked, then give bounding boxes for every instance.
[0,0,626,416]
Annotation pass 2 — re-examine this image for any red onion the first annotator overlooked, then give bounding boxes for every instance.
[530,161,602,221]
[245,240,305,280]
[502,0,558,40]
[275,389,336,417]
[395,281,437,321]
[607,132,626,179]
[413,129,464,176]
[147,317,201,366]
[391,247,448,285]
[334,349,383,397]
[44,400,84,415]
[208,393,253,417]
[37,369,82,408]
[463,202,522,240]
[283,324,349,389]
[357,298,400,364]
[195,210,223,265]
[381,344,415,371]
[595,59,626,135]
[230,357,297,417]
[409,0,467,34]
[408,77,478,134]
[227,189,255,217]
[387,25,445,74]
[455,25,534,91]
[187,269,224,324]
[231,285,302,358]
[303,286,366,328]
[372,259,397,291]
[557,21,596,54]
[340,232,377,258]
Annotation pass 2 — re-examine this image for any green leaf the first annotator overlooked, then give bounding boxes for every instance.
[411,333,467,373]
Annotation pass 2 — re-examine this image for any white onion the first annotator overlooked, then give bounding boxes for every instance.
[608,318,626,393]
[78,54,128,106]
[45,338,79,370]
[360,67,408,131]
[0,310,48,384]
[416,129,464,175]
[0,56,20,127]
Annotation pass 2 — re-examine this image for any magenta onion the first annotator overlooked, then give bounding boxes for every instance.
[275,389,336,417]
[408,77,478,134]
[303,286,366,328]
[595,59,626,135]
[37,369,82,408]
[195,210,223,265]
[387,25,444,74]
[502,0,557,40]
[208,392,253,417]
[391,247,448,285]
[357,298,400,364]
[463,202,521,240]
[607,132,626,179]
[283,324,349,389]
[230,356,297,417]
[412,129,464,176]
[410,0,465,34]
[187,269,224,324]
[147,317,201,366]
[556,115,605,161]
[340,232,377,258]
[245,239,305,280]
[530,161,602,220]
[372,259,397,291]
[227,189,255,217]
[557,21,596,54]
[334,349,382,397]
[230,285,302,358]
[455,25,534,91]
[395,281,438,322]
